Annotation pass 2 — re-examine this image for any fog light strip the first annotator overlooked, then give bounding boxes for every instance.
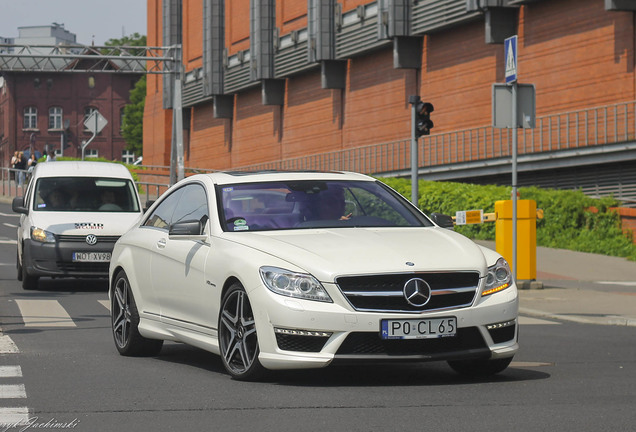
[486,320,516,330]
[274,328,332,337]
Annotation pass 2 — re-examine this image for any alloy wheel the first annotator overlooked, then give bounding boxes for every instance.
[219,288,259,376]
[112,275,132,349]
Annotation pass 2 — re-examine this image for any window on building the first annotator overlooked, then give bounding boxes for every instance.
[122,150,135,164]
[23,106,38,129]
[88,76,96,88]
[48,106,63,130]
[85,149,99,158]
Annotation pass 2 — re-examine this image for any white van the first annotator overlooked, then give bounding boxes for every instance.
[12,161,143,290]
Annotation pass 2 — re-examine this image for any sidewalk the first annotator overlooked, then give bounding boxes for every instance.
[478,241,636,326]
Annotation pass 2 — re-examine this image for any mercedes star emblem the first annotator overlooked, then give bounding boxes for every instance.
[403,278,432,307]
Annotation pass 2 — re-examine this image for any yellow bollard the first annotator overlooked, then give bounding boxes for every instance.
[495,200,537,281]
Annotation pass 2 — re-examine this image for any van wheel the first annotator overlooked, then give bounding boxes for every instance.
[16,250,23,281]
[20,250,38,290]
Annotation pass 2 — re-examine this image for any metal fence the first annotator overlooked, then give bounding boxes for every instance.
[233,100,636,175]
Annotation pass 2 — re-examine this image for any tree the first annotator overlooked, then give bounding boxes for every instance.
[121,76,146,156]
[105,34,146,157]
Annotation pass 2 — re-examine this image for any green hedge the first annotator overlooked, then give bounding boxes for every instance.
[379,177,636,261]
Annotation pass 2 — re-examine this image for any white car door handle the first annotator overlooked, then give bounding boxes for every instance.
[157,238,167,249]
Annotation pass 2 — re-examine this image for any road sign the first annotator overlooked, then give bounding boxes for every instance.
[455,210,483,225]
[492,83,536,128]
[505,35,518,84]
[84,110,108,135]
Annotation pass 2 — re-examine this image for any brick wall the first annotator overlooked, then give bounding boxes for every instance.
[144,0,636,172]
[613,207,636,244]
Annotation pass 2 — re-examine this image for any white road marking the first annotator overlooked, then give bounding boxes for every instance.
[0,407,30,424]
[0,212,19,218]
[14,300,76,327]
[0,366,22,378]
[2,222,17,228]
[0,335,19,354]
[98,300,110,311]
[0,384,26,399]
[0,240,17,245]
[597,281,636,287]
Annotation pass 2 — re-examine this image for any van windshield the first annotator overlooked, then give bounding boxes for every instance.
[33,177,140,213]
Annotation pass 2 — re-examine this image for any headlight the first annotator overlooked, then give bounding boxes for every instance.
[30,227,56,243]
[260,266,332,303]
[482,258,512,296]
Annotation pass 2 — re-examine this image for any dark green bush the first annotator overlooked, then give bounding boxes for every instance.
[379,177,636,261]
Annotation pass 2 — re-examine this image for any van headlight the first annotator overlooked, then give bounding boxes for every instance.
[260,266,332,302]
[30,227,56,243]
[482,258,512,296]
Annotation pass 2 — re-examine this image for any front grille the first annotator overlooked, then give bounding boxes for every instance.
[335,327,487,357]
[56,262,110,274]
[336,272,480,313]
[57,235,120,243]
[275,334,330,352]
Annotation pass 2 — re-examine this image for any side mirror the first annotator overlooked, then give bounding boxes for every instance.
[12,197,28,215]
[168,220,207,241]
[430,212,455,229]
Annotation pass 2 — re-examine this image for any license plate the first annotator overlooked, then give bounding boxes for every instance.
[380,317,457,340]
[72,252,111,262]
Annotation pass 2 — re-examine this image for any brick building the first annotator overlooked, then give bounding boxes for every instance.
[0,25,142,165]
[144,0,636,203]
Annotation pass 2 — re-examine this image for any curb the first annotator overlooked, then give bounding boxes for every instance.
[519,307,636,327]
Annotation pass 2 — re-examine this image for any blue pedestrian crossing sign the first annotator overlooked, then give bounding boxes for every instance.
[505,35,518,84]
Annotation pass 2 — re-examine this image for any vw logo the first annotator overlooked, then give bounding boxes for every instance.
[85,235,98,246]
[403,278,432,307]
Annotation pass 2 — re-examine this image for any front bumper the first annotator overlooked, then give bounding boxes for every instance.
[22,237,118,278]
[249,283,519,370]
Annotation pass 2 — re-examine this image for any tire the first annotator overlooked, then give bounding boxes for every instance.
[448,356,513,378]
[111,270,163,356]
[16,249,22,281]
[20,249,38,290]
[218,283,265,381]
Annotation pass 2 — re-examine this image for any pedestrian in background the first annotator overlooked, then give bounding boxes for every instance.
[27,153,38,181]
[15,151,27,186]
[10,151,19,181]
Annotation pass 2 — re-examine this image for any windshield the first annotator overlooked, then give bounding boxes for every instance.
[217,180,432,232]
[33,177,140,213]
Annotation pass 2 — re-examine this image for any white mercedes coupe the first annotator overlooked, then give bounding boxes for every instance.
[109,171,518,380]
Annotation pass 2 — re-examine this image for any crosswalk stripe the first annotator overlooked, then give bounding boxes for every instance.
[0,366,22,378]
[14,300,76,328]
[0,407,30,424]
[0,335,19,354]
[0,384,26,399]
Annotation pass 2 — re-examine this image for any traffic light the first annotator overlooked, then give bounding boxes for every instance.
[416,102,434,138]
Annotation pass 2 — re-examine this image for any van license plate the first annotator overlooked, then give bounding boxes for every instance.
[72,252,111,262]
[380,317,457,340]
